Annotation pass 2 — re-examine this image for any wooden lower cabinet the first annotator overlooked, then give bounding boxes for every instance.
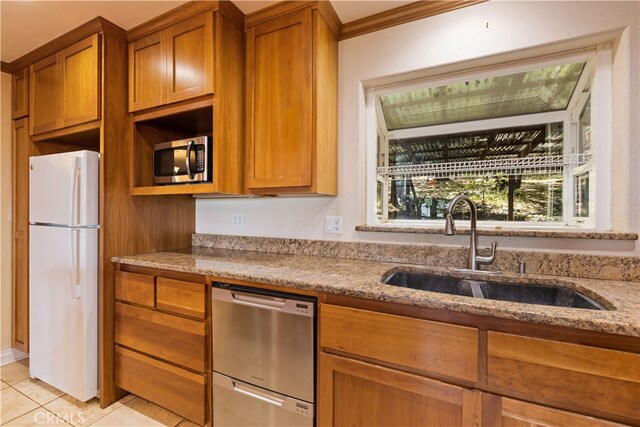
[482,394,624,427]
[318,300,639,427]
[115,346,206,425]
[115,302,206,372]
[320,304,479,383]
[114,269,208,425]
[487,331,640,422]
[318,353,481,427]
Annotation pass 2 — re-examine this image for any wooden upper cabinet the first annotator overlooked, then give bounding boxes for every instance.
[60,34,100,127]
[29,33,100,135]
[29,54,60,135]
[12,68,29,119]
[166,13,213,104]
[129,12,214,112]
[129,31,167,111]
[245,2,339,195]
[246,10,313,190]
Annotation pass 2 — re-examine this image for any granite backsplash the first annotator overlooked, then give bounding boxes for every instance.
[192,234,640,282]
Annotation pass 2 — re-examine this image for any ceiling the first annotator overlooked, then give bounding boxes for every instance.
[0,0,413,64]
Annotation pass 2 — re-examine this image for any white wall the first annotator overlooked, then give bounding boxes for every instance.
[196,1,640,256]
[1,72,13,350]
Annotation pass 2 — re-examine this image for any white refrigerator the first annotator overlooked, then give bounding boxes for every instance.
[29,150,99,402]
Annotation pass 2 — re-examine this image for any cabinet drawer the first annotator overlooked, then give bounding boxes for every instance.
[156,277,205,319]
[115,302,205,372]
[115,346,205,425]
[320,304,479,382]
[483,394,625,427]
[115,271,155,307]
[487,332,640,422]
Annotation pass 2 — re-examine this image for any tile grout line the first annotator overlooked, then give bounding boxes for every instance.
[1,383,41,425]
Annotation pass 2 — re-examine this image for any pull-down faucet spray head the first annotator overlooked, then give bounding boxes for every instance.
[444,213,455,235]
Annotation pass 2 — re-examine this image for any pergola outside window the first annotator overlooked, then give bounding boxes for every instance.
[371,48,611,229]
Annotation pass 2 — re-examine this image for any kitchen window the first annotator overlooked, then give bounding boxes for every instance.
[368,47,612,229]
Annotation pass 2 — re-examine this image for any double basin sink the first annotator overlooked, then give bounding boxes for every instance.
[383,270,608,311]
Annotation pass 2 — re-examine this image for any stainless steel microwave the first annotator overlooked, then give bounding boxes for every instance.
[153,136,211,184]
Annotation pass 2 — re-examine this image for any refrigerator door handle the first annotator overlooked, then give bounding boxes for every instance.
[69,229,81,299]
[69,156,81,226]
[231,381,285,407]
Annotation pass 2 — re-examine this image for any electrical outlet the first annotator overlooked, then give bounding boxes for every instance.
[232,213,244,227]
[325,216,343,234]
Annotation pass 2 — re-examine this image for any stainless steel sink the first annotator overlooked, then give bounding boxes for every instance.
[383,271,608,311]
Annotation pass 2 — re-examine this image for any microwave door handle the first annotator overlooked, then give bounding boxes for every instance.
[185,139,194,180]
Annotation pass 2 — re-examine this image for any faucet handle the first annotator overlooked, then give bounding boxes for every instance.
[476,241,497,265]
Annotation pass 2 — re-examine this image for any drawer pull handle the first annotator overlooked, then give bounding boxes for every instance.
[232,381,285,407]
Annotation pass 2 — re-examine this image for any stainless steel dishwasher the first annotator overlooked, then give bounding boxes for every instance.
[211,282,315,426]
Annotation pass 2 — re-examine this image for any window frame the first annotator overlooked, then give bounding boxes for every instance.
[365,46,612,230]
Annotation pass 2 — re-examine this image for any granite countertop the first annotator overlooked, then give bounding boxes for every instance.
[112,247,640,337]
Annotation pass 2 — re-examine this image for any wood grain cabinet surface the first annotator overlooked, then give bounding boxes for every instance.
[482,394,625,427]
[11,68,29,119]
[129,12,213,112]
[11,118,30,352]
[318,353,482,427]
[114,268,208,425]
[245,2,338,195]
[115,346,206,425]
[319,299,640,427]
[487,331,640,423]
[128,2,244,197]
[320,304,479,383]
[29,34,100,135]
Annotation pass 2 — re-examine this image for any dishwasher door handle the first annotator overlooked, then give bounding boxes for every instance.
[231,292,286,311]
[212,287,315,317]
[232,381,285,407]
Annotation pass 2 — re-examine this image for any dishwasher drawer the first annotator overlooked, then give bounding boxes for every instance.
[213,372,313,427]
[212,284,315,403]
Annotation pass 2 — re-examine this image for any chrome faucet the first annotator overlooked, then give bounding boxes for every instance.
[444,194,498,272]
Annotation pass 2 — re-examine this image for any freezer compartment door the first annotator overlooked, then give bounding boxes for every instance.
[213,372,313,427]
[29,225,98,401]
[212,286,315,402]
[29,150,99,226]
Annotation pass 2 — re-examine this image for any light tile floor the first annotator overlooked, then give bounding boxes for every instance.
[1,359,199,427]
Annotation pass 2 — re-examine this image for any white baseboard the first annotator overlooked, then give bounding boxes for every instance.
[0,348,28,366]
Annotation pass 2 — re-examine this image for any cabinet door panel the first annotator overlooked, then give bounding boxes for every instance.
[61,34,100,127]
[166,13,213,103]
[29,54,59,135]
[318,353,481,427]
[129,32,167,111]
[487,332,640,422]
[246,10,313,189]
[12,118,30,352]
[12,68,29,119]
